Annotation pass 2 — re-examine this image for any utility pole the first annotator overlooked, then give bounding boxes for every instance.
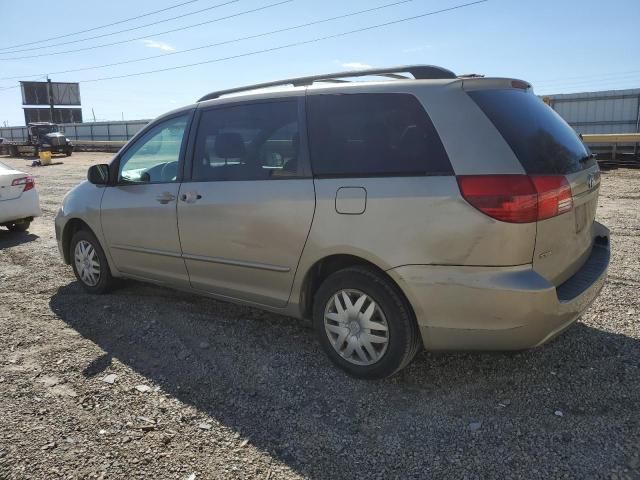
[47,77,55,123]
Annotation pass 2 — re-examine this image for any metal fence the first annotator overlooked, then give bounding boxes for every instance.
[0,119,151,142]
[543,88,640,166]
[544,88,640,135]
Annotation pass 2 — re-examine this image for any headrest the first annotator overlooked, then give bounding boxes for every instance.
[214,132,245,158]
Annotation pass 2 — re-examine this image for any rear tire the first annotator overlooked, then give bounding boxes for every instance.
[313,266,421,379]
[7,221,30,232]
[70,229,114,294]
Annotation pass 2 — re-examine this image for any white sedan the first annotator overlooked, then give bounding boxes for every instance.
[0,161,41,232]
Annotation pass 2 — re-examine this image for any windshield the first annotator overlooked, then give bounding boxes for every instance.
[33,125,59,135]
[468,89,595,174]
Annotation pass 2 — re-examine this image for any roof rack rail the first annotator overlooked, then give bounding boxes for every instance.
[197,65,457,102]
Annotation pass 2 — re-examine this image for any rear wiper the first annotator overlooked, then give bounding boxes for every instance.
[579,154,596,163]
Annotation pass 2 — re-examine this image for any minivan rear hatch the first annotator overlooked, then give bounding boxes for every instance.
[468,87,600,285]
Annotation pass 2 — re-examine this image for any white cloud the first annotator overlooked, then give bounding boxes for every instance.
[341,62,372,70]
[142,39,175,52]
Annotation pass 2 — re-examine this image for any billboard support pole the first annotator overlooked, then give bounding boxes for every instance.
[47,78,55,122]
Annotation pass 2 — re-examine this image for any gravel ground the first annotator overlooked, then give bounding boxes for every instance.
[0,152,638,480]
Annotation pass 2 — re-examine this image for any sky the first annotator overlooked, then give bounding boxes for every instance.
[0,0,638,126]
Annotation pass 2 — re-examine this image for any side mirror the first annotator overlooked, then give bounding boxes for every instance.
[87,164,110,185]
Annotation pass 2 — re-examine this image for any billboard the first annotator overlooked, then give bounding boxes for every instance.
[23,108,83,124]
[20,81,81,106]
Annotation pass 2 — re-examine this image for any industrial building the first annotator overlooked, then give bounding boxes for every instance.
[544,88,640,135]
[544,88,640,166]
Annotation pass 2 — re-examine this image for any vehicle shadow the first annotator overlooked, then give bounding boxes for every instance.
[49,281,640,478]
[0,230,38,249]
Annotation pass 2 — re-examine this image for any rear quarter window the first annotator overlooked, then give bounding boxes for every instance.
[307,93,452,177]
[468,89,594,174]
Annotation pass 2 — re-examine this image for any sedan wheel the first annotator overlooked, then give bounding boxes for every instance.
[74,240,101,287]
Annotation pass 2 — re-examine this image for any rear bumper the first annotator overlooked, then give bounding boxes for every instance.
[388,222,610,351]
[0,189,41,224]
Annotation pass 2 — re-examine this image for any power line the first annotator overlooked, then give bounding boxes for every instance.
[537,81,640,91]
[75,1,489,84]
[532,73,640,89]
[0,0,201,52]
[535,78,640,93]
[0,76,47,92]
[531,69,640,84]
[0,0,240,55]
[0,0,292,61]
[536,79,640,91]
[0,0,418,81]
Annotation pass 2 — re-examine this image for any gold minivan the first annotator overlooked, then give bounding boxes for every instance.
[55,66,610,378]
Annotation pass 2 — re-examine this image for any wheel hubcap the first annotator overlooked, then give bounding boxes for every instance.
[74,240,100,287]
[324,289,389,366]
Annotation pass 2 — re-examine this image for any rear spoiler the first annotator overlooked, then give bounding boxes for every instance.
[461,77,532,92]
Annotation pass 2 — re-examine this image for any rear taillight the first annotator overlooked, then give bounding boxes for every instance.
[511,80,531,90]
[457,175,573,223]
[11,176,35,192]
[530,175,573,220]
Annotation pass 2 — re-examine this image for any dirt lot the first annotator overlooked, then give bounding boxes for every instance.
[0,152,638,479]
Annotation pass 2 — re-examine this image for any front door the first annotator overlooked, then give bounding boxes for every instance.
[101,113,192,286]
[177,99,315,307]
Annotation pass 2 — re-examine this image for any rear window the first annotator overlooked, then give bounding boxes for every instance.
[307,93,452,177]
[468,89,594,174]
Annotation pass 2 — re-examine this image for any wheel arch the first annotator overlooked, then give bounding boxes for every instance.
[298,253,416,322]
[61,218,97,264]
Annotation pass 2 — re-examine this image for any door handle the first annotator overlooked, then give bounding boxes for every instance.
[155,192,176,204]
[180,192,203,203]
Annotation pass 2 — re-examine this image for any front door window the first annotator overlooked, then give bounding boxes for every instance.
[118,115,188,184]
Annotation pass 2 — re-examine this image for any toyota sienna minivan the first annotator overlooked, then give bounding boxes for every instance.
[55,65,610,378]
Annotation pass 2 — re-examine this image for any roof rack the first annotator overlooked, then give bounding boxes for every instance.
[197,65,457,102]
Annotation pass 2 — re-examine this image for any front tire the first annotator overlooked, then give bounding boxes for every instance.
[65,148,73,157]
[313,266,421,379]
[70,229,114,294]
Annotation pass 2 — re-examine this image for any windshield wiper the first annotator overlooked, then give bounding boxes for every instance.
[579,154,596,164]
